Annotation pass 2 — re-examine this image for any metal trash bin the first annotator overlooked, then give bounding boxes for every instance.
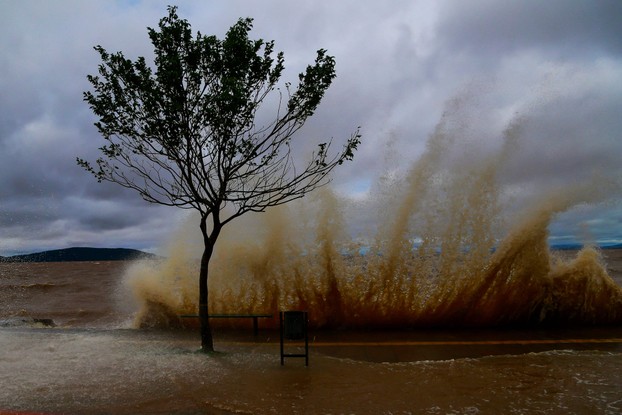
[283,311,306,340]
[279,310,309,366]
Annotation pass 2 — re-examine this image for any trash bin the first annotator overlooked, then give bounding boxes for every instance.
[283,311,306,340]
[279,310,309,366]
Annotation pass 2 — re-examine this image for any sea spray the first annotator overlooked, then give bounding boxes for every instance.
[124,223,200,328]
[122,97,622,330]
[543,247,622,324]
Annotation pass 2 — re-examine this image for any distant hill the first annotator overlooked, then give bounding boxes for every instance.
[0,247,158,263]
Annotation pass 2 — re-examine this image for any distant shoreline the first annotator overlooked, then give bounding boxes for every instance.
[0,247,158,263]
[2,244,621,263]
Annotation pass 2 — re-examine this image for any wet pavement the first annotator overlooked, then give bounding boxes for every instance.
[213,325,622,362]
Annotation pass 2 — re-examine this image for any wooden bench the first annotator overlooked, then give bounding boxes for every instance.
[179,313,273,336]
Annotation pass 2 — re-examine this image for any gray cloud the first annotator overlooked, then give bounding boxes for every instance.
[1,0,621,255]
[436,0,622,58]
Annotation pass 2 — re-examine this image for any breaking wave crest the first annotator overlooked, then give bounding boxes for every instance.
[123,97,622,330]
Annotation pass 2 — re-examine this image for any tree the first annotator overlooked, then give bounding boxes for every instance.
[78,6,360,352]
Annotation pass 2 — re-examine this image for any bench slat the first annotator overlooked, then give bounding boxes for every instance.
[178,313,273,336]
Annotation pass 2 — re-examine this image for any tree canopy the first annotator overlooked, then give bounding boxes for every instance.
[79,6,360,228]
[79,6,360,352]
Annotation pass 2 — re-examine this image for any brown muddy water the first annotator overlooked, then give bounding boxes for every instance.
[1,253,622,414]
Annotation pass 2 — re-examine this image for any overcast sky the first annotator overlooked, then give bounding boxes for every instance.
[1,0,621,256]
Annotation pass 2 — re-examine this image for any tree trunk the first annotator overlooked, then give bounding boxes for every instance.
[199,243,214,352]
[199,213,221,353]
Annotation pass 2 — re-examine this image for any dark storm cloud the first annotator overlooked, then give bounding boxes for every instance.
[436,0,622,57]
[501,71,622,185]
[1,0,622,254]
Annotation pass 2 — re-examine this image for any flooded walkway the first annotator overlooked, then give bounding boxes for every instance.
[2,327,622,414]
[223,325,622,362]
